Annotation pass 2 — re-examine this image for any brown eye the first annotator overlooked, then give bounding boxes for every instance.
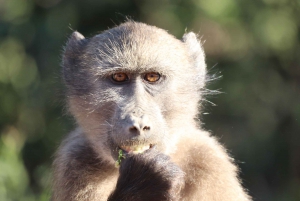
[144,72,160,83]
[112,73,129,82]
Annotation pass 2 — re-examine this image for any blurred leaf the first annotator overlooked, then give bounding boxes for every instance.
[253,8,297,52]
[0,0,34,23]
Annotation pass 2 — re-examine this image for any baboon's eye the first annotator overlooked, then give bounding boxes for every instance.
[112,73,129,82]
[144,72,160,83]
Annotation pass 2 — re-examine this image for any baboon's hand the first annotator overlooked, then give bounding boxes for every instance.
[108,150,185,201]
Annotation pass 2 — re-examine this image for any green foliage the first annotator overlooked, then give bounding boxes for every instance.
[0,0,299,200]
[115,149,125,168]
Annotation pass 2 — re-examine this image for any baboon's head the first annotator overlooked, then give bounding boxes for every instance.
[62,21,206,164]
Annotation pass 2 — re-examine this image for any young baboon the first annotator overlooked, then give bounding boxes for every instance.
[53,21,251,201]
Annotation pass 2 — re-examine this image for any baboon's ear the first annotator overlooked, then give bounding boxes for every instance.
[64,31,86,57]
[182,32,206,87]
[62,31,88,89]
[63,31,87,70]
[182,32,205,69]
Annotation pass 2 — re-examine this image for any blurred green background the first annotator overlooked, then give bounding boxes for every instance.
[0,0,299,200]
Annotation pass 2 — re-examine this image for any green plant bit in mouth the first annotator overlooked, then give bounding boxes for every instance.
[115,149,126,168]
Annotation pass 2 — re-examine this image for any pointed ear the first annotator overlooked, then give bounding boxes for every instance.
[64,31,86,57]
[182,32,206,87]
[62,31,88,90]
[182,32,205,68]
[63,31,87,69]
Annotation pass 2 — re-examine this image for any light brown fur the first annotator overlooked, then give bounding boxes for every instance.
[53,21,251,201]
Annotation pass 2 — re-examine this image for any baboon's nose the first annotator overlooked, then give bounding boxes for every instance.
[128,115,151,135]
[129,125,151,132]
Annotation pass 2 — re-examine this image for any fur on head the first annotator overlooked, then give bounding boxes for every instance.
[62,21,207,164]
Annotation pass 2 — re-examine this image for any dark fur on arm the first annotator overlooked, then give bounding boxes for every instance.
[108,150,184,201]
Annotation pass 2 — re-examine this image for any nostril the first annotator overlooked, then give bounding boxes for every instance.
[143,126,150,131]
[129,126,138,132]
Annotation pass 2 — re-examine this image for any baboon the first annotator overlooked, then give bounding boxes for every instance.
[53,21,251,201]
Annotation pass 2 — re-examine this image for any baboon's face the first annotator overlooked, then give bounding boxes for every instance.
[97,70,170,160]
[63,23,206,162]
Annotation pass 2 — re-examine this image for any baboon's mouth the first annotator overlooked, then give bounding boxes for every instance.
[119,144,154,154]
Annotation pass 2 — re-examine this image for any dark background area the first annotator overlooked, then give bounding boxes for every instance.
[0,0,299,200]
